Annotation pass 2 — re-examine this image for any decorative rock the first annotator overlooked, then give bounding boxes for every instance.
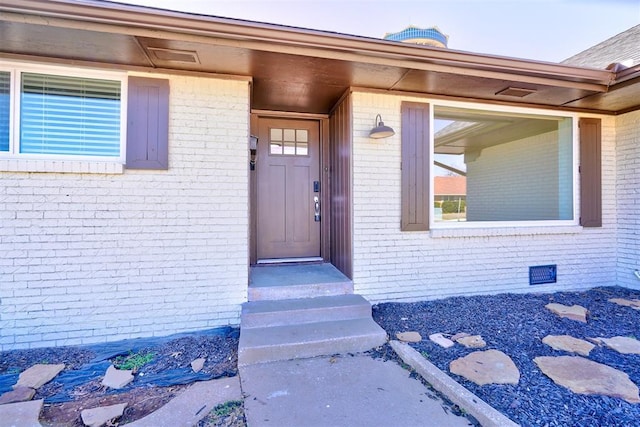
[429,333,455,348]
[598,336,640,355]
[542,335,595,356]
[191,358,206,373]
[396,332,422,343]
[456,335,486,349]
[545,303,588,323]
[81,403,127,427]
[15,364,65,389]
[126,376,241,427]
[450,332,471,341]
[609,298,640,310]
[0,399,43,427]
[534,356,640,404]
[449,350,520,385]
[0,386,36,405]
[101,365,134,389]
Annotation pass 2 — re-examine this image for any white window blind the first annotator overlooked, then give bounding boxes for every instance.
[20,73,121,156]
[0,72,9,152]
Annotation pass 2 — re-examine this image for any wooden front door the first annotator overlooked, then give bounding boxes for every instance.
[257,118,321,260]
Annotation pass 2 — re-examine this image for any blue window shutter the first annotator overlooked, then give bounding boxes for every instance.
[126,77,169,169]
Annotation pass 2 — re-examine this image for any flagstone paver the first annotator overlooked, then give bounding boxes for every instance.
[429,333,455,348]
[450,349,520,385]
[190,358,206,373]
[81,403,127,427]
[534,356,640,404]
[396,331,422,343]
[0,386,36,405]
[542,335,595,356]
[609,298,640,310]
[101,365,134,389]
[15,364,65,389]
[545,303,588,322]
[597,336,640,355]
[0,399,43,427]
[456,335,486,348]
[126,376,241,427]
[450,332,470,341]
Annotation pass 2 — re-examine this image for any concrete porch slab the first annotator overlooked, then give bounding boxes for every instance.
[248,263,353,301]
[249,263,350,288]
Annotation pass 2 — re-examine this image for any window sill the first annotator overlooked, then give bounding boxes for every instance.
[0,159,124,174]
[430,225,583,238]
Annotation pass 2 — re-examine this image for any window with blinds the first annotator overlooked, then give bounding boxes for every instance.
[0,72,9,152]
[19,73,121,157]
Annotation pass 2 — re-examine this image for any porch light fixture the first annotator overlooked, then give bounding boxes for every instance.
[369,114,395,139]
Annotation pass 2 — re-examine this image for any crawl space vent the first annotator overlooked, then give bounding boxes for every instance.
[529,265,557,285]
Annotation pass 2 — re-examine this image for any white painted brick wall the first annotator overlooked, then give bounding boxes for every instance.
[616,110,640,289]
[0,73,250,350]
[351,91,617,303]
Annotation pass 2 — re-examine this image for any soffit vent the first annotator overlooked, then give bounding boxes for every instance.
[495,87,537,98]
[147,47,200,64]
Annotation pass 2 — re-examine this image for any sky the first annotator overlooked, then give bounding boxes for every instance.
[108,0,640,63]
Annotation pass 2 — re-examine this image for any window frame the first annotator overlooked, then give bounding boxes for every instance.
[0,61,127,163]
[428,99,580,230]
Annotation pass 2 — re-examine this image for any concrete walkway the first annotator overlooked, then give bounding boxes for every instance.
[239,354,472,427]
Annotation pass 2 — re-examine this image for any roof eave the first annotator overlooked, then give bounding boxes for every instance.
[0,0,614,90]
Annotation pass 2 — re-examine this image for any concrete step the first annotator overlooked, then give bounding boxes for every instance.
[241,294,372,329]
[238,318,388,366]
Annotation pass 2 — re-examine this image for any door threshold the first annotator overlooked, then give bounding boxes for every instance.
[257,257,323,265]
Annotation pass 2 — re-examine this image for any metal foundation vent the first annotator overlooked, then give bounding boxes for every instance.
[529,265,557,285]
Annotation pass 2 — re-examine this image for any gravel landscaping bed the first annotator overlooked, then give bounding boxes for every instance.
[0,327,240,426]
[373,286,640,427]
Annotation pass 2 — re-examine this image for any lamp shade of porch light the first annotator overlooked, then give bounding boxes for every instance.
[369,114,395,139]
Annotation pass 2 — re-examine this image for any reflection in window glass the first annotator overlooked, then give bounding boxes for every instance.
[284,141,296,155]
[283,128,295,141]
[296,129,308,142]
[270,142,282,155]
[269,128,310,156]
[434,106,573,223]
[0,72,10,152]
[270,128,282,141]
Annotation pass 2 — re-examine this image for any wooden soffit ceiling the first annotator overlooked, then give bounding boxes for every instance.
[1,0,639,115]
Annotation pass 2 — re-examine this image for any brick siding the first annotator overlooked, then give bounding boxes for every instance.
[351,91,617,303]
[0,73,250,350]
[616,110,640,289]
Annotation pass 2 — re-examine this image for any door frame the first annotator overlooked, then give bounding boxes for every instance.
[249,110,330,265]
